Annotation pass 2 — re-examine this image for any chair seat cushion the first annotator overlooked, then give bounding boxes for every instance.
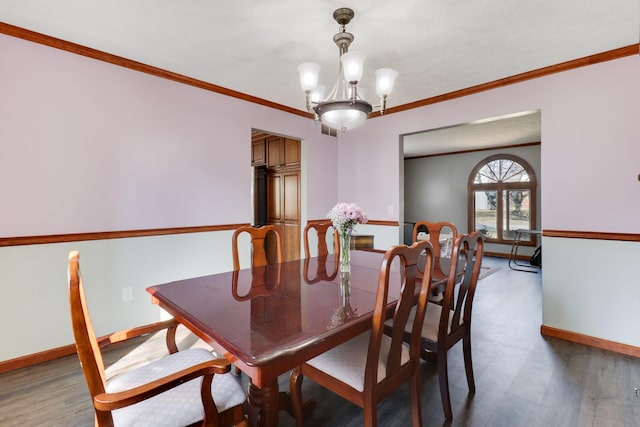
[305,332,409,392]
[106,348,245,427]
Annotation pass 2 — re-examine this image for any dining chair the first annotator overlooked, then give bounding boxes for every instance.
[303,221,339,258]
[303,222,340,284]
[232,224,284,271]
[412,221,458,286]
[289,240,435,427]
[406,231,484,420]
[231,225,284,375]
[68,251,248,427]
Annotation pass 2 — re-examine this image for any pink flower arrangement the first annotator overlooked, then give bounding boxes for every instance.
[327,202,368,236]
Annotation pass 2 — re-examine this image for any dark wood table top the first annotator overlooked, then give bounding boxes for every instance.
[146,250,401,375]
[146,249,441,426]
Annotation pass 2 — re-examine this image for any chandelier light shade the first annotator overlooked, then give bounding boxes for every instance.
[297,8,398,132]
[340,51,365,83]
[297,63,321,92]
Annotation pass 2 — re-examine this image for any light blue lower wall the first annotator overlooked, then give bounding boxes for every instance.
[1,230,243,362]
[542,236,640,347]
[8,229,637,362]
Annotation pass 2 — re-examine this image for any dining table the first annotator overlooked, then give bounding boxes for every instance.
[146,249,444,427]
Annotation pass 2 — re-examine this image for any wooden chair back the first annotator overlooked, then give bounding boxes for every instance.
[302,222,340,283]
[69,252,248,427]
[290,240,435,427]
[412,221,458,276]
[68,251,109,408]
[421,231,484,420]
[368,240,435,393]
[69,252,181,426]
[232,225,284,271]
[439,232,484,345]
[303,221,339,258]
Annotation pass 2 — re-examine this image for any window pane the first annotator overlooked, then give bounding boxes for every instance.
[474,158,530,184]
[501,160,529,183]
[474,162,499,184]
[503,190,531,240]
[475,190,497,239]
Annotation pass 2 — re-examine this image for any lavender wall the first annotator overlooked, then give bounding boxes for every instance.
[339,56,640,233]
[0,33,339,237]
[339,53,640,347]
[0,33,341,361]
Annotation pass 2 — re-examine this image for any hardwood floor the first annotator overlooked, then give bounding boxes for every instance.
[2,257,639,426]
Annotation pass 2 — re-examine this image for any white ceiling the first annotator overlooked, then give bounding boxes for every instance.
[1,1,638,155]
[403,110,541,158]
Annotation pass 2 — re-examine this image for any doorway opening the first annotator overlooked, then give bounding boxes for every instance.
[251,130,301,262]
[401,110,541,258]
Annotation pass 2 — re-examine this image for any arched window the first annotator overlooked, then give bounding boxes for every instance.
[468,154,537,244]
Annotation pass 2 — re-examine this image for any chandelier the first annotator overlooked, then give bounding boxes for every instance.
[297,8,398,132]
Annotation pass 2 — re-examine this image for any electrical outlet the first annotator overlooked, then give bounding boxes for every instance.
[387,205,394,215]
[122,287,133,302]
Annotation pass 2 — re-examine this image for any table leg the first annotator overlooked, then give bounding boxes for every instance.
[247,379,280,427]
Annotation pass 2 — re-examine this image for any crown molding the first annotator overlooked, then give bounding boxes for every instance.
[1,22,637,119]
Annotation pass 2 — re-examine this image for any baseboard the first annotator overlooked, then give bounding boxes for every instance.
[484,250,529,261]
[0,344,78,374]
[0,320,175,374]
[540,325,640,358]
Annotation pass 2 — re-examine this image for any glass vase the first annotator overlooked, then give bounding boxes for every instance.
[339,232,351,273]
[340,271,351,306]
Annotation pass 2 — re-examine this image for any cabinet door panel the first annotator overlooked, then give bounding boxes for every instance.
[283,171,300,223]
[284,138,300,166]
[283,224,301,261]
[252,139,266,166]
[266,137,283,167]
[267,172,282,223]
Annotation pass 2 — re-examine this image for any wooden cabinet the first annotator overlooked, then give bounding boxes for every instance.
[283,138,301,166]
[281,223,301,262]
[267,169,301,261]
[253,133,301,262]
[267,169,300,224]
[267,137,300,168]
[282,170,301,223]
[267,172,282,223]
[251,137,266,166]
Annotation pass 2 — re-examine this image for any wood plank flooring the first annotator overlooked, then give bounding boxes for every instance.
[2,257,639,426]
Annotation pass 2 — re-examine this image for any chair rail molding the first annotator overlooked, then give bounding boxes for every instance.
[542,229,640,242]
[0,223,250,247]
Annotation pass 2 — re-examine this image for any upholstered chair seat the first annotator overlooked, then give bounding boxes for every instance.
[302,332,410,392]
[106,348,246,427]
